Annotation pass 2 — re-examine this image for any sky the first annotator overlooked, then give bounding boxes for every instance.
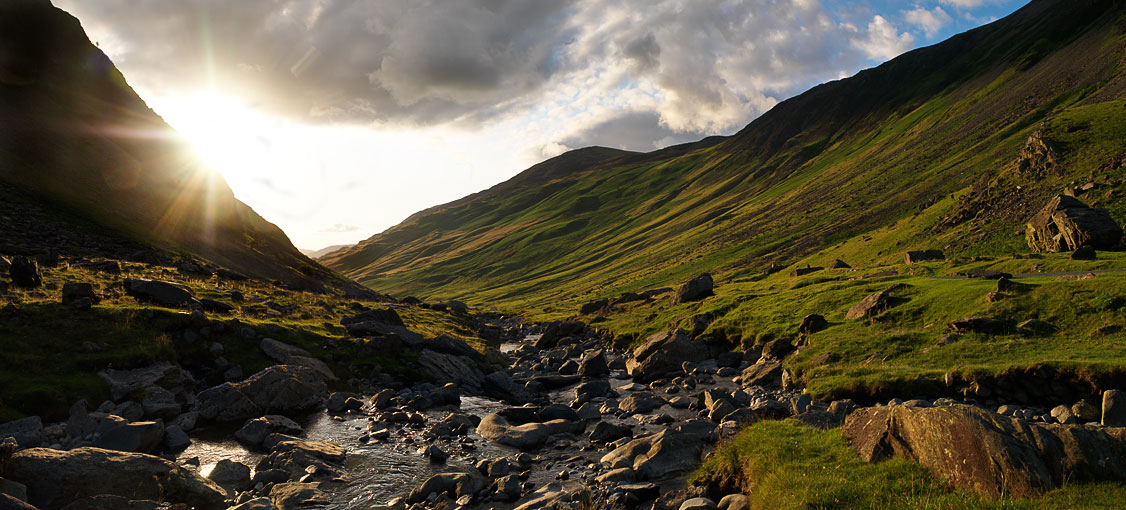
[54,0,1026,251]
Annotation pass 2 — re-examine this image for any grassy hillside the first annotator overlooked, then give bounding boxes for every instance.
[0,0,362,294]
[325,0,1126,312]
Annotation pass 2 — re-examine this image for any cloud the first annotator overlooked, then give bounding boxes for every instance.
[852,15,915,61]
[56,0,926,153]
[939,0,1003,8]
[904,6,953,38]
[558,110,706,152]
[318,223,361,233]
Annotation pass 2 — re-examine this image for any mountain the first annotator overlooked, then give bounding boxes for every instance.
[324,0,1126,308]
[301,244,355,260]
[0,0,363,293]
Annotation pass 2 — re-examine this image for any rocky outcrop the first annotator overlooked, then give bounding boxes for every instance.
[4,447,226,510]
[1025,195,1122,252]
[626,330,717,383]
[195,365,328,422]
[672,274,714,305]
[844,404,1126,498]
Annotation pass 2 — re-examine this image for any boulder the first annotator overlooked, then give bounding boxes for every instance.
[98,363,195,403]
[619,395,664,415]
[198,298,235,314]
[270,482,328,510]
[903,250,945,264]
[482,372,531,404]
[476,414,584,451]
[1025,195,1122,253]
[235,415,304,448]
[829,259,851,269]
[740,361,783,388]
[195,365,328,422]
[577,350,610,378]
[627,330,716,383]
[760,338,795,360]
[5,447,225,509]
[573,380,611,405]
[844,403,1126,498]
[7,257,41,288]
[600,421,716,480]
[0,417,45,448]
[672,274,714,305]
[122,279,197,307]
[798,314,828,336]
[1103,389,1126,427]
[1071,246,1097,260]
[259,339,337,381]
[208,459,252,492]
[256,441,347,482]
[61,283,98,305]
[406,472,485,504]
[340,308,404,327]
[580,298,609,315]
[417,350,485,393]
[948,317,1009,334]
[93,420,164,453]
[845,289,892,320]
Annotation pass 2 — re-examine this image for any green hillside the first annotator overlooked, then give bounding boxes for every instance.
[0,0,362,293]
[325,0,1126,312]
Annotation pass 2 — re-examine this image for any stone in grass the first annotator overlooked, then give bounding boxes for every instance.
[1103,390,1126,426]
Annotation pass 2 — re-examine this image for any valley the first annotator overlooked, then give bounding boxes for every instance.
[3,0,1126,509]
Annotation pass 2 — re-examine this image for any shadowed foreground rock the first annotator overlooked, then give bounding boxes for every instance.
[4,447,226,510]
[843,404,1126,498]
[195,365,328,422]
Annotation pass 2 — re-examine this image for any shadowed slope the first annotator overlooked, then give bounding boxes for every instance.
[0,0,364,293]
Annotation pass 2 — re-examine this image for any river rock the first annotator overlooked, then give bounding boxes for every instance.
[620,395,664,415]
[672,274,714,305]
[1025,195,1123,252]
[256,440,347,482]
[0,417,45,449]
[577,350,609,378]
[573,380,611,405]
[601,421,716,480]
[5,447,225,509]
[844,403,1126,498]
[627,330,716,383]
[208,459,252,492]
[325,392,363,413]
[270,482,328,510]
[476,414,584,451]
[235,415,304,448]
[482,372,531,404]
[740,361,783,388]
[195,365,328,422]
[406,472,486,504]
[93,420,164,453]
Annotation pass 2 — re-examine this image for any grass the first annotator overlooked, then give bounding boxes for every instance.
[0,260,488,421]
[693,419,1126,509]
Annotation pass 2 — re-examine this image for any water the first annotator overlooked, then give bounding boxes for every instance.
[179,396,514,509]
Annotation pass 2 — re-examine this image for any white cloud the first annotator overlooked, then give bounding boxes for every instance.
[904,6,953,38]
[852,15,915,61]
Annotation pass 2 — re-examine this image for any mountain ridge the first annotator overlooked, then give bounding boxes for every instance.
[324,0,1126,308]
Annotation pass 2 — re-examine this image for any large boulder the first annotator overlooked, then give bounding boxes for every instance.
[417,350,486,393]
[93,420,165,453]
[844,404,1126,498]
[98,363,195,403]
[846,289,892,320]
[1026,195,1123,252]
[259,338,337,381]
[256,441,347,482]
[8,256,41,288]
[627,330,716,383]
[195,365,328,422]
[4,447,225,510]
[235,415,304,448]
[600,421,716,480]
[122,279,198,308]
[476,414,584,451]
[672,274,714,305]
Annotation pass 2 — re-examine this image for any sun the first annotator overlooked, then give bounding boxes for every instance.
[152,92,282,180]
